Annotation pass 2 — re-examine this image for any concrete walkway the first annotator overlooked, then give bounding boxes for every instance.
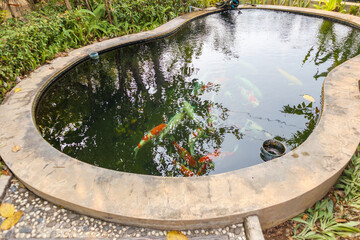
[0,174,252,239]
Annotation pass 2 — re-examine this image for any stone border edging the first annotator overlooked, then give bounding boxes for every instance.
[0,6,359,230]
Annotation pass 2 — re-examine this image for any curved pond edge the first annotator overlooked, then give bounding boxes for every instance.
[0,6,359,230]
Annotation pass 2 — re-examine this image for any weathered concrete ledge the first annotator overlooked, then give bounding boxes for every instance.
[0,7,359,230]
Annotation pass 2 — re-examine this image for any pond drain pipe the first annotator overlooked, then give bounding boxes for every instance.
[244,215,265,240]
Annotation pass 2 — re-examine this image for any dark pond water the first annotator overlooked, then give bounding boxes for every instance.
[36,9,360,176]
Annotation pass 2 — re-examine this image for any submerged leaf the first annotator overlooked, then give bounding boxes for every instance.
[167,230,188,240]
[1,210,22,230]
[303,94,315,102]
[0,203,15,218]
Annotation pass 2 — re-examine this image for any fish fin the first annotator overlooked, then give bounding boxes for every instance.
[134,147,139,158]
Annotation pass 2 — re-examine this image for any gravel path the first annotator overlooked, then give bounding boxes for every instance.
[0,178,246,239]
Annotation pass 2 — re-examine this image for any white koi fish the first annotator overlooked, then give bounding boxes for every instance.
[278,68,303,86]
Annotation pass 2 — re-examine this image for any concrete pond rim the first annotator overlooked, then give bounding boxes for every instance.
[0,5,360,230]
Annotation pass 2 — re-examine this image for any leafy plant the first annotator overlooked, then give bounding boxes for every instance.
[292,198,360,239]
[314,0,347,12]
[349,4,360,15]
[0,0,205,104]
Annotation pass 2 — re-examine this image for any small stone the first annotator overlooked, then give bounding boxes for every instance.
[104,226,109,231]
[141,232,147,237]
[64,223,72,229]
[68,213,77,219]
[126,227,136,235]
[38,217,43,224]
[46,221,57,228]
[83,226,89,232]
[5,230,14,238]
[45,207,51,211]
[18,188,27,193]
[235,227,242,235]
[50,231,56,238]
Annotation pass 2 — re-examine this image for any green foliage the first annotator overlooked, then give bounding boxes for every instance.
[349,4,360,15]
[292,198,360,239]
[292,148,360,239]
[0,0,204,103]
[335,147,360,202]
[0,10,10,24]
[270,0,311,8]
[314,0,347,12]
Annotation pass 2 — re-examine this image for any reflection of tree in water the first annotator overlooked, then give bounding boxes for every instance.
[36,20,242,176]
[279,20,360,149]
[303,20,360,80]
[277,102,320,149]
[210,10,239,59]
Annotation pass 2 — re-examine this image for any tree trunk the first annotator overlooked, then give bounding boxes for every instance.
[103,0,112,25]
[64,0,72,11]
[5,0,16,18]
[84,0,91,10]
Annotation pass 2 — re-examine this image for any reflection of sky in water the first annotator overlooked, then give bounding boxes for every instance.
[36,10,360,176]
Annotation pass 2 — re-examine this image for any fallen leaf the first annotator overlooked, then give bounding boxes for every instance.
[167,231,188,240]
[1,210,22,230]
[1,170,10,176]
[45,60,51,64]
[302,214,308,221]
[11,145,21,153]
[0,203,15,218]
[49,67,54,70]
[335,218,347,223]
[14,88,21,93]
[303,94,315,102]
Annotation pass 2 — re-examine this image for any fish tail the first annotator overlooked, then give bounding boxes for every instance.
[134,147,139,158]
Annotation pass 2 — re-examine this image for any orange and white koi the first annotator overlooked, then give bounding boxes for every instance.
[134,123,167,156]
[238,87,259,107]
[198,149,221,163]
[173,141,197,167]
[174,160,195,177]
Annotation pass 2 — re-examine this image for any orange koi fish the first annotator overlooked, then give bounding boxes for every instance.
[198,149,221,163]
[134,123,167,156]
[173,141,197,167]
[196,162,215,176]
[174,160,195,177]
